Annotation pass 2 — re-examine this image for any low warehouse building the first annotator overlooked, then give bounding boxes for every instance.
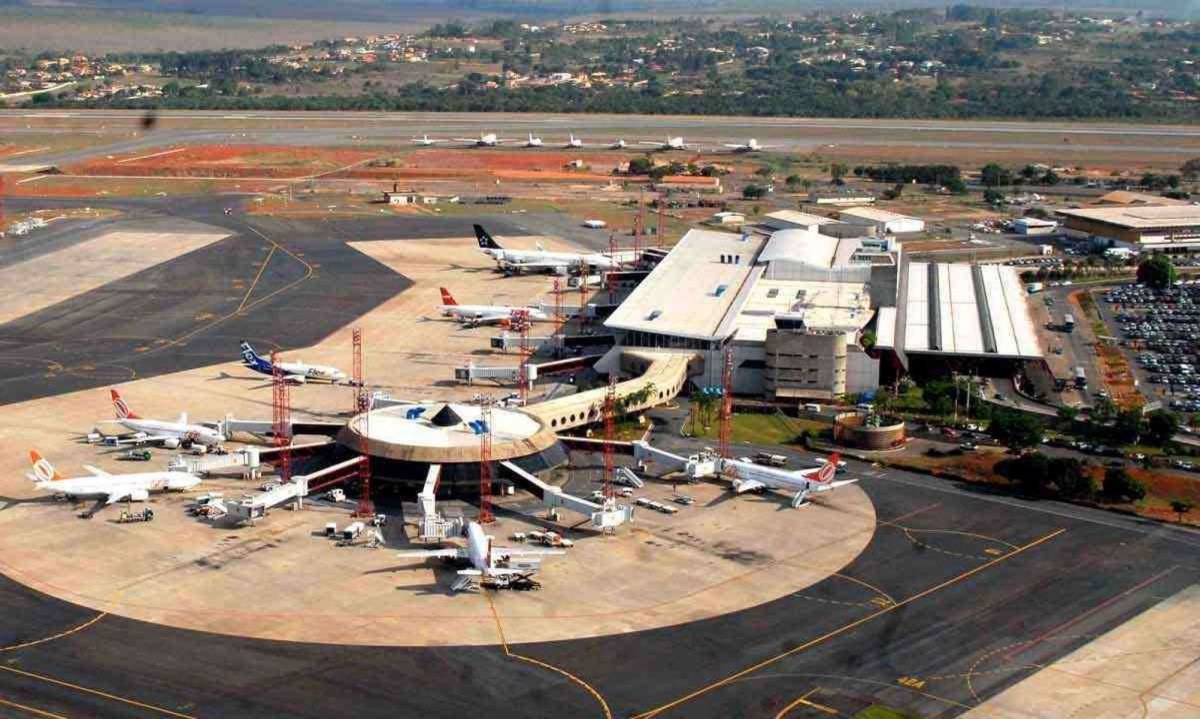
[1056,204,1200,251]
[838,207,925,235]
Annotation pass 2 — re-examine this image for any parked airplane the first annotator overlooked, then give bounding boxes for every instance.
[26,450,201,505]
[411,135,446,146]
[239,341,350,384]
[641,136,687,151]
[101,389,223,449]
[438,287,550,327]
[565,133,584,149]
[724,138,774,153]
[474,223,624,273]
[396,520,564,591]
[524,133,544,148]
[726,453,857,508]
[454,132,505,147]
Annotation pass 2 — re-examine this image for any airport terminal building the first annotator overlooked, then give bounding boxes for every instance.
[604,226,1043,402]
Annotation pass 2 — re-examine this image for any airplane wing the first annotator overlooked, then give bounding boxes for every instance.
[813,479,859,492]
[82,465,111,477]
[723,143,745,149]
[494,546,566,559]
[106,486,150,504]
[732,478,768,494]
[505,258,570,270]
[396,548,467,560]
[462,311,510,326]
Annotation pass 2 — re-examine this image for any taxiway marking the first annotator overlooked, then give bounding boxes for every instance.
[236,244,278,314]
[633,527,1067,718]
[486,594,612,719]
[774,688,839,718]
[0,665,195,719]
[0,613,107,653]
[0,695,67,719]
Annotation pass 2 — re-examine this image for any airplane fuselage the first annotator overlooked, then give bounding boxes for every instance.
[482,247,622,271]
[37,471,200,499]
[118,417,222,447]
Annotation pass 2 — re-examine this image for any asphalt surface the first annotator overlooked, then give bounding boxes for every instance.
[1,198,1198,717]
[0,199,542,407]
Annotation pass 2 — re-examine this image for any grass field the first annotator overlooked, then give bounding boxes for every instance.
[687,411,830,446]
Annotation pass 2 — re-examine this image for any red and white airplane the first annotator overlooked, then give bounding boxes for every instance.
[437,287,549,327]
[726,453,856,508]
[99,389,224,449]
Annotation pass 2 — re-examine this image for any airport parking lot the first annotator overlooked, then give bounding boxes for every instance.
[1103,282,1200,408]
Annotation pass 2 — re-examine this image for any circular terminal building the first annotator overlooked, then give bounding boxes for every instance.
[337,401,566,490]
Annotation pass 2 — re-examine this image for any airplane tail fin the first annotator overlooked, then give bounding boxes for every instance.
[815,453,839,483]
[28,450,61,482]
[439,287,458,306]
[239,340,259,364]
[178,411,188,426]
[473,224,502,250]
[110,389,139,420]
[535,240,545,252]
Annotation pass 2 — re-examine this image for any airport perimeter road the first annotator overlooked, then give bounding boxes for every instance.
[1,426,1195,717]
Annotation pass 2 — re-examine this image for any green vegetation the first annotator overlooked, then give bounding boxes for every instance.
[687,411,827,446]
[995,451,1094,500]
[988,410,1044,450]
[854,706,925,719]
[1102,467,1147,503]
[1137,254,1178,290]
[1171,499,1195,523]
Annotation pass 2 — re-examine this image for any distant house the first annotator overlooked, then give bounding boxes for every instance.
[384,192,449,206]
[838,207,925,235]
[1093,190,1189,207]
[654,175,722,193]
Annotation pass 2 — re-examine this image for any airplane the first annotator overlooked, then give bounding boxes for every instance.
[524,133,544,148]
[26,449,201,506]
[473,223,625,274]
[565,133,584,149]
[726,453,858,508]
[239,341,350,384]
[454,132,505,147]
[610,138,628,149]
[640,136,687,151]
[438,287,550,327]
[396,520,564,592]
[724,138,775,153]
[100,389,223,449]
[411,135,446,146]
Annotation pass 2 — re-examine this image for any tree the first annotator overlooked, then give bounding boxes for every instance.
[989,410,1044,450]
[1048,457,1094,499]
[995,452,1050,497]
[1145,409,1179,447]
[1102,467,1147,503]
[627,156,653,175]
[785,174,802,189]
[742,183,768,199]
[1137,254,1177,290]
[1170,499,1194,523]
[830,162,847,185]
[1181,157,1200,180]
[1057,405,1079,423]
[983,187,1004,206]
[980,163,1012,187]
[1113,408,1145,444]
[945,176,968,194]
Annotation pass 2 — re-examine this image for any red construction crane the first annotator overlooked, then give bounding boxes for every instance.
[603,376,617,500]
[607,232,618,303]
[351,329,373,517]
[717,346,734,470]
[635,187,645,259]
[510,309,533,405]
[657,196,666,249]
[578,259,590,326]
[270,350,292,483]
[552,277,564,359]
[0,174,6,232]
[478,399,495,524]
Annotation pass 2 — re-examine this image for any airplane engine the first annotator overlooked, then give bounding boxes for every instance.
[129,488,150,502]
[163,438,181,449]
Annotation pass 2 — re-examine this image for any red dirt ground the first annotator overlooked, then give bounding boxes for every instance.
[68,144,384,179]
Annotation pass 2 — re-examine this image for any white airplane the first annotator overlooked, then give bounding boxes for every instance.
[396,521,564,592]
[26,450,201,505]
[724,138,774,153]
[100,389,223,449]
[610,138,628,149]
[565,133,584,149]
[524,133,544,148]
[240,341,349,384]
[474,224,625,274]
[640,136,687,151]
[726,453,858,508]
[454,132,505,147]
[411,135,446,146]
[438,287,550,326]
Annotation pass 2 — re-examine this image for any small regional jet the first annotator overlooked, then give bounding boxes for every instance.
[396,521,564,592]
[640,136,687,151]
[437,287,549,327]
[727,453,858,508]
[609,138,628,149]
[411,135,446,146]
[454,132,505,147]
[100,389,223,449]
[473,223,625,274]
[239,341,349,384]
[724,138,774,153]
[565,133,584,149]
[524,133,544,148]
[26,450,201,505]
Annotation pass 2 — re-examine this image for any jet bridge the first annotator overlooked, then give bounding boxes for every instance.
[417,464,462,541]
[500,460,633,530]
[225,455,360,525]
[631,441,719,480]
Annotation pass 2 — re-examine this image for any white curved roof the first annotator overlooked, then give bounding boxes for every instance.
[355,402,542,449]
[759,229,862,269]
